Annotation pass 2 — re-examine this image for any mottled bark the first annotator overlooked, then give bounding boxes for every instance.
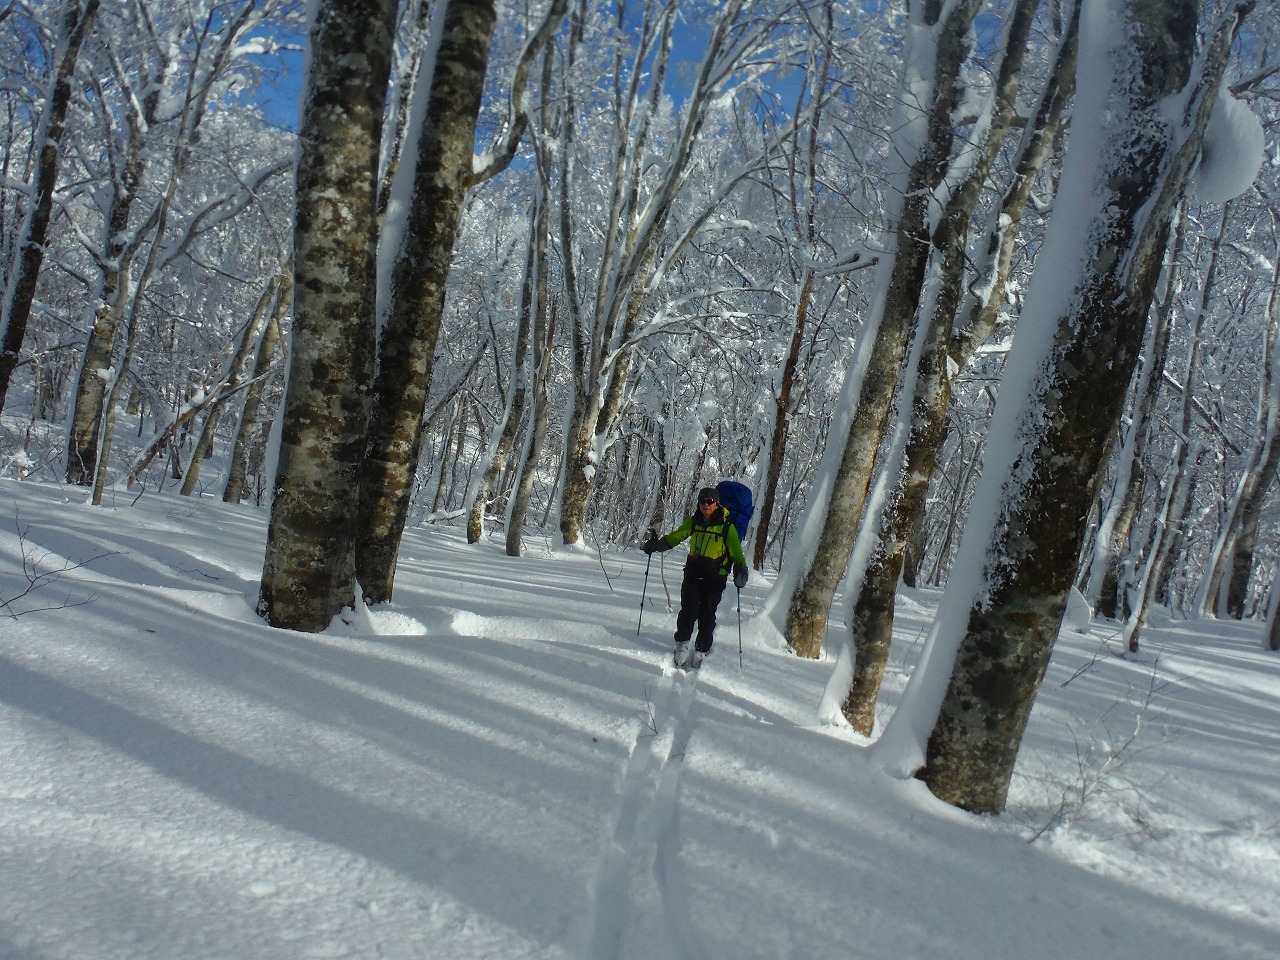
[356,0,498,600]
[897,6,1076,592]
[259,0,397,631]
[785,0,984,659]
[0,0,99,418]
[922,0,1249,814]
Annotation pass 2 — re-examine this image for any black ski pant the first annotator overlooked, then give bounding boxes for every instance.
[674,563,728,653]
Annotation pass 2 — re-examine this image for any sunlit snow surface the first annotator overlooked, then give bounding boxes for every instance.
[1,478,1277,959]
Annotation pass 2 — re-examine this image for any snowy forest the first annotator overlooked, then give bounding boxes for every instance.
[2,0,1280,824]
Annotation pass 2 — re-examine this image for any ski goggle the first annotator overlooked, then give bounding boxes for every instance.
[699,497,718,506]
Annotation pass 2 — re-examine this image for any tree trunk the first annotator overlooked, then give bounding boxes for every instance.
[356,0,501,601]
[842,0,1045,729]
[1088,212,1191,628]
[784,0,984,659]
[183,278,284,497]
[507,292,555,557]
[1204,227,1280,618]
[258,0,397,631]
[917,0,1247,814]
[0,0,100,418]
[466,225,537,543]
[224,277,289,504]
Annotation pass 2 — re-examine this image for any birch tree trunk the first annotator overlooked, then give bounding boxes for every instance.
[0,0,99,418]
[258,0,397,631]
[916,0,1252,814]
[355,0,498,599]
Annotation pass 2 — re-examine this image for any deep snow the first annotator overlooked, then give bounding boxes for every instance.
[2,477,1278,959]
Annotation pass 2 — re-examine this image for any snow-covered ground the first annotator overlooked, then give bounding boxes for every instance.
[1,477,1277,960]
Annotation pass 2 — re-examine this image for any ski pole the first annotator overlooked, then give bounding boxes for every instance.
[737,586,743,669]
[638,552,653,635]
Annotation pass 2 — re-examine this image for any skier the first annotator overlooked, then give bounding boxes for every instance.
[643,486,749,668]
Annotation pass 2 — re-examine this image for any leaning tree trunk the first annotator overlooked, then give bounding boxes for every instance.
[258,0,397,631]
[1205,228,1280,618]
[842,0,1046,733]
[915,0,1250,814]
[784,0,984,659]
[897,2,1077,595]
[182,277,284,496]
[1090,218,1182,619]
[0,0,100,418]
[466,229,537,543]
[224,276,289,504]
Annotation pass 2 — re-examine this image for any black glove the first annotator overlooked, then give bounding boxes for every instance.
[643,533,669,555]
[733,562,748,589]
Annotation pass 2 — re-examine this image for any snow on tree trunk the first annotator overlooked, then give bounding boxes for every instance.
[1089,257,1177,620]
[0,0,99,419]
[890,0,1254,815]
[258,0,397,631]
[224,276,289,505]
[843,0,1045,732]
[466,230,537,544]
[356,0,500,601]
[182,277,285,497]
[783,0,984,659]
[1202,228,1280,619]
[507,103,555,556]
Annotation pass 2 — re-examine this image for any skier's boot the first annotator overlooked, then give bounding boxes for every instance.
[673,641,691,668]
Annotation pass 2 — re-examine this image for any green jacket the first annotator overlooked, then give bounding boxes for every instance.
[661,506,747,576]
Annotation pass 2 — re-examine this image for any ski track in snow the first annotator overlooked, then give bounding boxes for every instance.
[584,664,705,960]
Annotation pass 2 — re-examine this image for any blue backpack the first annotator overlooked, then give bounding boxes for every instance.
[716,480,754,543]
